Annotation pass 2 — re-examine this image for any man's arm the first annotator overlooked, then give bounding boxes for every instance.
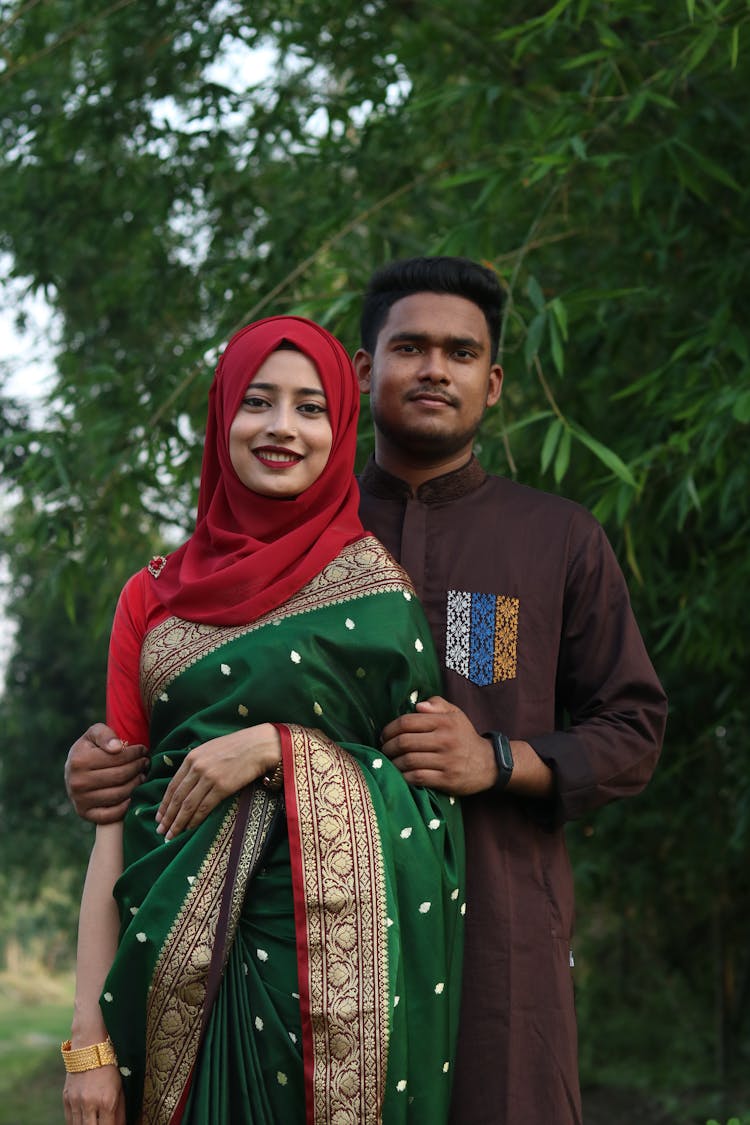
[65,724,148,823]
[380,696,554,798]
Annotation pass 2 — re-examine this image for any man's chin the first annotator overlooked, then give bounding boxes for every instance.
[377,423,479,463]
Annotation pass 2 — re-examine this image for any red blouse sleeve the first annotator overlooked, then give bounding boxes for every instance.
[105,569,169,749]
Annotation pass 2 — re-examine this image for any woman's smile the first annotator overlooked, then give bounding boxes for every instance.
[252,445,304,467]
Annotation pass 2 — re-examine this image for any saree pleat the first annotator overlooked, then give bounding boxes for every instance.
[102,538,464,1124]
[183,834,305,1124]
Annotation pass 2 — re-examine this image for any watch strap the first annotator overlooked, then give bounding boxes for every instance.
[485,731,514,793]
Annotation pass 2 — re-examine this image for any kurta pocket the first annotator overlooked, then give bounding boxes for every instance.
[445,589,519,686]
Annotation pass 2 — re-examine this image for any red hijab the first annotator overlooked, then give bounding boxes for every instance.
[155,316,365,626]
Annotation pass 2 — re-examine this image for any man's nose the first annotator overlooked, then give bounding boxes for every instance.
[417,348,449,382]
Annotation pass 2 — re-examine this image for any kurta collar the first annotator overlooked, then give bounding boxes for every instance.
[359,454,487,505]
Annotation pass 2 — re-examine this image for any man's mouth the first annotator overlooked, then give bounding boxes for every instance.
[407,391,457,408]
[252,446,303,467]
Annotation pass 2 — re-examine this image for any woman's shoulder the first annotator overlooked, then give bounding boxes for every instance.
[114,557,171,633]
[266,535,415,626]
[319,535,415,598]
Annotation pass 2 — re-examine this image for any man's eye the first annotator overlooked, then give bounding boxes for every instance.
[396,344,418,354]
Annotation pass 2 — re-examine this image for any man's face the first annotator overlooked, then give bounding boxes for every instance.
[355,292,503,464]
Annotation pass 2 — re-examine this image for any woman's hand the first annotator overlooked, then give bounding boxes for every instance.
[63,1066,125,1125]
[156,724,282,840]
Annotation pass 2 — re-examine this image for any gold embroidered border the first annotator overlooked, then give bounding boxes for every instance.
[287,725,389,1124]
[141,788,279,1125]
[492,595,519,683]
[140,536,410,713]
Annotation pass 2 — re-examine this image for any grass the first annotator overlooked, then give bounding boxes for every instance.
[0,969,74,1125]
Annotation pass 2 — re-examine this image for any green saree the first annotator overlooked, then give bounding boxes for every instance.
[103,537,465,1124]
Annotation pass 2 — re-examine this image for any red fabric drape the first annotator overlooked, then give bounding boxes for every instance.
[155,316,364,626]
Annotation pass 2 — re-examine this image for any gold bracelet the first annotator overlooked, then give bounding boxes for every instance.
[262,760,284,792]
[61,1037,118,1073]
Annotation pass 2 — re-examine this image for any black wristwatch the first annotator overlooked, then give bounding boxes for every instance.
[484,731,514,793]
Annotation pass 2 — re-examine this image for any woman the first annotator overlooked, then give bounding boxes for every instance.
[63,316,465,1125]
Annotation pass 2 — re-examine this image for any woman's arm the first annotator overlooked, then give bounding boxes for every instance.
[63,823,126,1125]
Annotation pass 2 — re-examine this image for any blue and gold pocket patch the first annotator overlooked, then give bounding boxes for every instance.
[445,590,519,686]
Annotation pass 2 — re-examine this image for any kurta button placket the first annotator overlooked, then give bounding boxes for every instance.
[400,498,428,601]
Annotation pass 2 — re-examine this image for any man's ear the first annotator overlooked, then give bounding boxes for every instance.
[486,364,503,408]
[353,349,373,394]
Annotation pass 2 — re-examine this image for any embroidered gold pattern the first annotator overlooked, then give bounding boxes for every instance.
[140,537,410,713]
[287,725,389,1124]
[493,595,519,682]
[140,789,279,1124]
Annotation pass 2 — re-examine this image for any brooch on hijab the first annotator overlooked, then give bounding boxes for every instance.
[148,555,168,578]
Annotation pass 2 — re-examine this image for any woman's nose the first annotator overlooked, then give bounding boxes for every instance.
[266,402,296,437]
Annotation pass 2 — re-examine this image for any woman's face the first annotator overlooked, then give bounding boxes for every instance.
[228,349,334,498]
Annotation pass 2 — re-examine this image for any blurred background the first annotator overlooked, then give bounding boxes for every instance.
[0,2,748,1122]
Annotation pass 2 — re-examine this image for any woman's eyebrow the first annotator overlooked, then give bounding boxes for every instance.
[248,382,327,397]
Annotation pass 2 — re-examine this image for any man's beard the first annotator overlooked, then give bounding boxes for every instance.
[372,406,483,463]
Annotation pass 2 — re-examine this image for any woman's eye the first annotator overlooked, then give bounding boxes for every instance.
[242,396,268,408]
[298,402,327,415]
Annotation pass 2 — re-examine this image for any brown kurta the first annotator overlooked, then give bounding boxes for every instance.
[358,455,667,1125]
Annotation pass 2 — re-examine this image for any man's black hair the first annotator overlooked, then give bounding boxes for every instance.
[359,256,504,360]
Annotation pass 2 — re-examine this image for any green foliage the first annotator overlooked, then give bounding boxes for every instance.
[0,970,73,1125]
[1,0,749,1106]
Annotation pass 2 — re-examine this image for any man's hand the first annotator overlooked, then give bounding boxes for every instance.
[65,724,148,823]
[381,697,556,799]
[155,724,281,840]
[380,697,496,795]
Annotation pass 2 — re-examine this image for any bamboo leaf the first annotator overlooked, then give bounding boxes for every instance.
[673,139,741,192]
[625,90,648,125]
[561,49,611,70]
[623,522,644,586]
[473,173,502,212]
[549,313,565,376]
[732,389,750,423]
[682,24,719,75]
[438,168,497,189]
[527,275,545,312]
[730,24,739,70]
[494,0,574,41]
[554,426,572,483]
[502,411,555,437]
[550,297,569,341]
[570,134,587,160]
[571,425,637,486]
[524,312,547,368]
[541,418,562,473]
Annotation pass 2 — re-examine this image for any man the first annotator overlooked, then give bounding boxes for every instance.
[66,257,667,1124]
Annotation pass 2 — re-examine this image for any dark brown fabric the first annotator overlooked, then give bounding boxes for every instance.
[358,455,667,1125]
